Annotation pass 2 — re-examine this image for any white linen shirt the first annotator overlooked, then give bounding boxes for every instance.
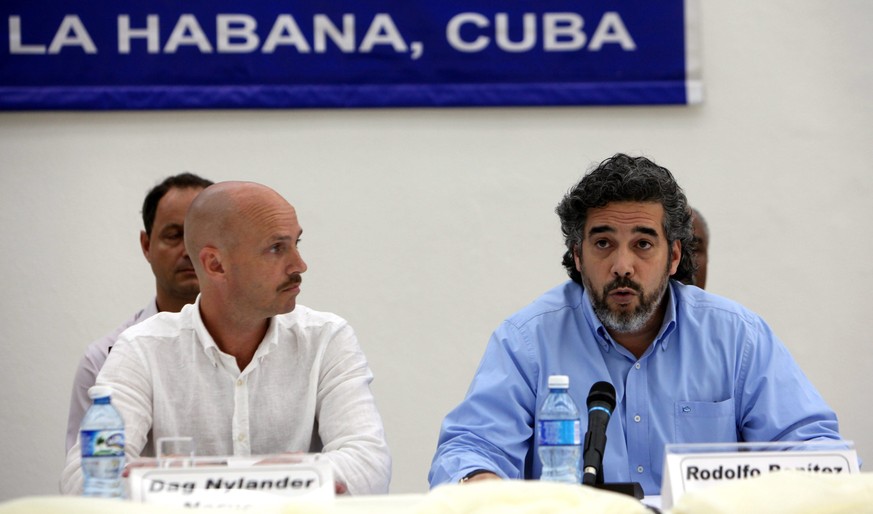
[60,298,391,495]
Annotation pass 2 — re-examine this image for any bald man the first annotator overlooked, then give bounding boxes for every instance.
[60,182,391,495]
[686,207,710,289]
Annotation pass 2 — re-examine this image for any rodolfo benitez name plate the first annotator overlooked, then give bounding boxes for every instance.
[661,441,859,509]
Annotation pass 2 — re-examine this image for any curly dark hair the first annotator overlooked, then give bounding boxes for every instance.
[141,172,214,236]
[555,153,695,284]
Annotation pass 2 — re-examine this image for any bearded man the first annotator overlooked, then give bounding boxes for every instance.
[428,153,841,495]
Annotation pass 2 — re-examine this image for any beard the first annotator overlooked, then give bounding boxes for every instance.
[582,264,671,334]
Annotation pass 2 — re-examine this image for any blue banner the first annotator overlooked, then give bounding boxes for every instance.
[0,1,701,110]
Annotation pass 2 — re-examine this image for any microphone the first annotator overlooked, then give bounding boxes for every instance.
[581,381,616,486]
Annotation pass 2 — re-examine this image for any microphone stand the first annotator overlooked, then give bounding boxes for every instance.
[583,467,644,499]
[590,481,644,499]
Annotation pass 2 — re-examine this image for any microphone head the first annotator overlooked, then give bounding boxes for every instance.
[587,381,616,411]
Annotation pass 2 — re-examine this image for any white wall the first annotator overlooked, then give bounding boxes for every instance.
[1,1,871,499]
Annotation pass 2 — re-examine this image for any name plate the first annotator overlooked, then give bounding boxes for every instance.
[661,441,859,509]
[129,456,334,508]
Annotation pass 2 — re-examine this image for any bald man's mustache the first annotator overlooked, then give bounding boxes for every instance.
[278,274,303,292]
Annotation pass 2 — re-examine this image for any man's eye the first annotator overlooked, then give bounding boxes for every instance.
[638,241,653,250]
[594,240,610,249]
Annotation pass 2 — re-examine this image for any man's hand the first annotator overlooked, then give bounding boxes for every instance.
[462,471,500,483]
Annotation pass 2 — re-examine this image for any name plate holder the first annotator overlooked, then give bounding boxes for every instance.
[129,453,335,508]
[661,441,858,509]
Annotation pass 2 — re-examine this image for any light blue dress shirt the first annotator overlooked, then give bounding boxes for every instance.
[429,280,841,494]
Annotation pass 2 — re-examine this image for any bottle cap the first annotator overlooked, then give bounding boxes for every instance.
[547,375,569,389]
[88,385,113,400]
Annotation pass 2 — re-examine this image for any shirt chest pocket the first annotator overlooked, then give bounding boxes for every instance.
[674,398,738,443]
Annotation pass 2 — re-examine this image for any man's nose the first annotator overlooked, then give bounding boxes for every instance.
[288,249,307,274]
[610,247,634,277]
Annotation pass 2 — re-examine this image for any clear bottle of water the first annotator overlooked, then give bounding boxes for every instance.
[537,375,581,484]
[80,385,126,498]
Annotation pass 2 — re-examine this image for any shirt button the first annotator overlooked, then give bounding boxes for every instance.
[637,466,644,474]
[634,362,641,369]
[634,415,641,423]
[682,406,692,413]
[238,434,246,442]
[237,379,244,386]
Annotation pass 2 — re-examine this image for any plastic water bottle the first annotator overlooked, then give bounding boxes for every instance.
[80,385,125,497]
[537,375,581,484]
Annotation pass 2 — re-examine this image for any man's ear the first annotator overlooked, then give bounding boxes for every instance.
[140,231,151,262]
[573,245,583,273]
[669,240,681,275]
[199,246,225,278]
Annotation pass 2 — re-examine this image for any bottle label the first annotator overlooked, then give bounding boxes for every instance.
[81,429,125,458]
[538,419,581,446]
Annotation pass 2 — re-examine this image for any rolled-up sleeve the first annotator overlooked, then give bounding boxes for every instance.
[429,321,538,487]
[315,323,391,494]
[59,335,154,495]
[736,317,841,443]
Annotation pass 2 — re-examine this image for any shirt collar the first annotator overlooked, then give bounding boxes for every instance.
[190,295,220,367]
[253,316,281,360]
[135,298,160,324]
[582,280,679,353]
[656,281,678,350]
[189,295,281,368]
